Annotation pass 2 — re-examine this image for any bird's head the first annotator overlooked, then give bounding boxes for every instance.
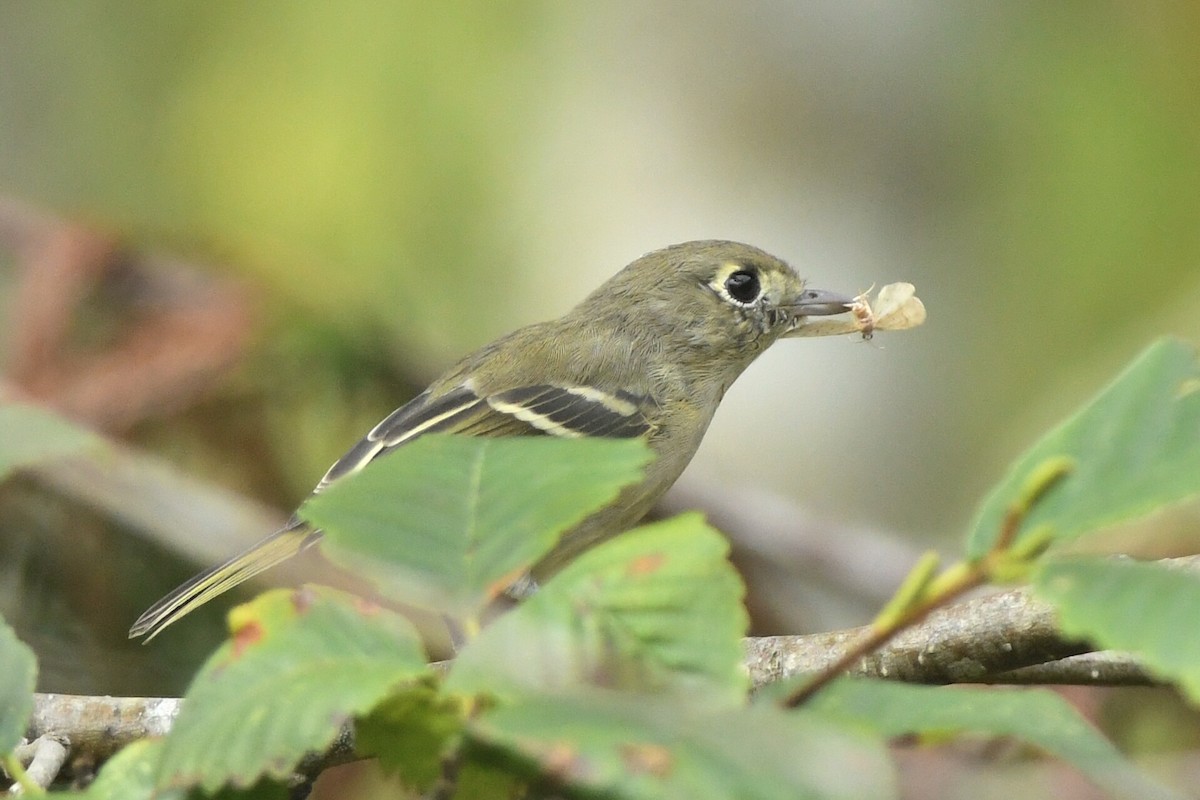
[579,240,853,363]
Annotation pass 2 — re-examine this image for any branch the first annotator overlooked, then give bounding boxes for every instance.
[990,651,1160,686]
[747,554,1200,689]
[27,561,1190,784]
[745,584,1083,687]
[21,694,357,788]
[26,695,179,763]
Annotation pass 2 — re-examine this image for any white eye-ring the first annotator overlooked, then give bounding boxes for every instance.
[723,269,762,305]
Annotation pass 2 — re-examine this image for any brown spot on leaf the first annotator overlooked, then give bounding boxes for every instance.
[291,587,315,614]
[231,620,264,659]
[540,742,585,780]
[626,553,666,576]
[354,597,382,616]
[620,742,673,777]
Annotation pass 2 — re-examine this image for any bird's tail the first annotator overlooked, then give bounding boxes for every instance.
[128,524,321,642]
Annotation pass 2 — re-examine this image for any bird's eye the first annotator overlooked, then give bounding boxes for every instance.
[724,270,761,304]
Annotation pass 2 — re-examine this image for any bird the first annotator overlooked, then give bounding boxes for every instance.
[130,240,854,640]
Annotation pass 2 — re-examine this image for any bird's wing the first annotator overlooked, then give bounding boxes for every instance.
[129,382,656,641]
[314,383,656,493]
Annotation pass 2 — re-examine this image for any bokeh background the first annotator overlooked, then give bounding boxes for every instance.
[2,2,1199,794]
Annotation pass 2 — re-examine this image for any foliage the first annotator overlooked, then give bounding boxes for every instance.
[468,690,895,800]
[967,338,1200,557]
[301,434,654,621]
[1036,558,1200,703]
[800,679,1178,800]
[156,587,427,792]
[446,513,748,703]
[3,339,1200,796]
[0,616,36,756]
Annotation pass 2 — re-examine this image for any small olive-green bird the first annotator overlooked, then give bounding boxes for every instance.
[130,240,853,640]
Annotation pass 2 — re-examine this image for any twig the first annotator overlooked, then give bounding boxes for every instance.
[778,565,987,706]
[989,651,1162,686]
[744,584,1085,688]
[777,459,1072,707]
[8,735,68,795]
[2,754,38,796]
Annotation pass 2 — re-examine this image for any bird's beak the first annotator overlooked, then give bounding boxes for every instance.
[792,288,855,317]
[781,287,855,335]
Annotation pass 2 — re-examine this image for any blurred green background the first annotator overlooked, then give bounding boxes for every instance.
[1,0,1199,706]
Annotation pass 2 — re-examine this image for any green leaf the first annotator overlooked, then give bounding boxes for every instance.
[804,679,1182,800]
[0,616,36,755]
[966,338,1200,557]
[77,740,184,800]
[452,759,526,800]
[470,689,895,800]
[356,683,465,791]
[447,514,748,702]
[1035,557,1200,702]
[0,403,96,481]
[157,587,428,793]
[80,739,286,800]
[69,743,291,796]
[301,434,653,617]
